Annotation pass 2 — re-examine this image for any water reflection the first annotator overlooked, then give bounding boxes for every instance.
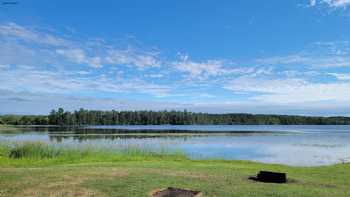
[48,134,198,143]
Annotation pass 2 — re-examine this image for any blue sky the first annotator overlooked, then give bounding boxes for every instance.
[1,0,350,115]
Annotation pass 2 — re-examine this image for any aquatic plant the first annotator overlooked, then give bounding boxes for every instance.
[0,141,186,161]
[8,141,61,159]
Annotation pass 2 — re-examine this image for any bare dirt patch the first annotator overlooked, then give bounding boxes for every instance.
[151,187,202,197]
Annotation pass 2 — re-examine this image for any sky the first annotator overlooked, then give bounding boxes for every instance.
[1,0,350,115]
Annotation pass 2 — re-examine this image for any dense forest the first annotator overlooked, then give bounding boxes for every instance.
[1,108,350,125]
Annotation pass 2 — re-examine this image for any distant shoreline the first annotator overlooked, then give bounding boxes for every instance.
[2,108,350,126]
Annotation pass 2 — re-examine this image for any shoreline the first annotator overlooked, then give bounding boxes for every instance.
[1,141,349,196]
[1,152,349,196]
[0,141,348,168]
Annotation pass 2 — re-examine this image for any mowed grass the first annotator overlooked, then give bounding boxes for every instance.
[0,142,349,197]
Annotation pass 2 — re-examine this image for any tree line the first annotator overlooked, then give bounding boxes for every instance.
[0,115,49,125]
[1,108,350,125]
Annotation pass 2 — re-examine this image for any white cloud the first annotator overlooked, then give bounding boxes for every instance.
[54,48,160,69]
[310,0,317,6]
[0,22,161,69]
[328,73,350,80]
[225,77,350,103]
[225,77,308,94]
[145,73,164,78]
[0,40,57,66]
[0,89,187,115]
[0,64,10,70]
[3,89,350,116]
[281,70,320,78]
[0,66,171,97]
[172,54,256,79]
[257,55,310,65]
[310,0,350,8]
[175,60,225,77]
[56,49,103,68]
[315,56,350,67]
[77,70,91,75]
[256,42,350,71]
[257,54,350,68]
[0,22,70,46]
[2,22,350,115]
[105,49,160,69]
[198,93,216,98]
[56,49,87,64]
[324,0,350,7]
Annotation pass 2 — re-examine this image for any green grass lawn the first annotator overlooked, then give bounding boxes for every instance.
[0,142,350,196]
[1,158,350,196]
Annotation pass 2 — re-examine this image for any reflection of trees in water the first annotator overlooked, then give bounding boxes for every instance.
[48,133,193,143]
[23,126,278,135]
[26,126,222,144]
[49,135,123,142]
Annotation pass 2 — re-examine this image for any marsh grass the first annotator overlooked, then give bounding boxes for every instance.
[0,141,187,162]
[7,142,60,159]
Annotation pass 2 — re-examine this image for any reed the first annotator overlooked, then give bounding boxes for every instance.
[0,141,187,161]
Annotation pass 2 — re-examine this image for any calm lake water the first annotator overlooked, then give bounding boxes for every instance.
[1,125,350,166]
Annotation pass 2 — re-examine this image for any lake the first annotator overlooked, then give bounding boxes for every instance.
[1,125,350,166]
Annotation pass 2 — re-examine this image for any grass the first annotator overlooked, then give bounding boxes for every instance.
[0,142,187,166]
[0,142,349,197]
[5,142,61,159]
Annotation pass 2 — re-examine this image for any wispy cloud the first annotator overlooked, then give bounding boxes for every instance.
[221,41,350,106]
[172,54,258,80]
[328,73,350,80]
[3,89,350,116]
[0,89,188,115]
[309,0,350,8]
[257,42,350,68]
[2,22,350,115]
[310,0,317,6]
[0,22,161,69]
[225,76,350,103]
[0,22,70,46]
[56,49,103,68]
[172,54,228,78]
[0,65,171,97]
[105,48,160,69]
[0,64,10,70]
[258,55,350,68]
